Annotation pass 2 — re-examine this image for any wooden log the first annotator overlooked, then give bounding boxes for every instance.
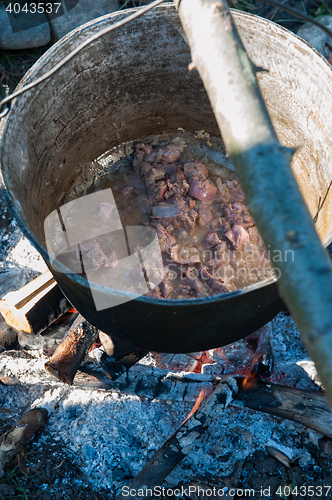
[116,376,239,500]
[234,377,332,438]
[45,315,98,385]
[0,270,72,340]
[100,349,148,381]
[0,408,48,479]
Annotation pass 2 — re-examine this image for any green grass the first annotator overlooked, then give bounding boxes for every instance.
[0,464,30,500]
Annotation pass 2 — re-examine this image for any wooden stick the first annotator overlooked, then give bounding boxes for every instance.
[234,377,332,438]
[174,0,332,405]
[0,408,48,479]
[0,270,71,337]
[45,315,98,385]
[115,376,239,500]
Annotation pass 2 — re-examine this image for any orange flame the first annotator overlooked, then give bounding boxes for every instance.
[182,387,208,424]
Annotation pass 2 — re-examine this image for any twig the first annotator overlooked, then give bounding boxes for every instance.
[115,376,239,499]
[174,0,332,405]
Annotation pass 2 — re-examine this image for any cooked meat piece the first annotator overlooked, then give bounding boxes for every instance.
[160,144,184,163]
[225,225,250,249]
[201,265,234,295]
[170,166,185,183]
[104,251,118,269]
[216,179,234,204]
[85,246,107,269]
[159,278,174,298]
[152,222,177,251]
[188,277,205,293]
[204,232,221,248]
[219,218,231,236]
[184,162,209,179]
[189,179,218,203]
[150,181,167,203]
[226,179,246,202]
[222,202,254,228]
[152,203,183,220]
[169,245,201,265]
[197,204,213,228]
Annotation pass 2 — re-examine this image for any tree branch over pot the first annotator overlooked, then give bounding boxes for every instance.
[173,0,332,404]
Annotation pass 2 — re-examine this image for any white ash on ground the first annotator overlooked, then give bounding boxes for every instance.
[0,314,327,496]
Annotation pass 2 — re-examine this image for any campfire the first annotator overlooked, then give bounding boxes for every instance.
[1,266,331,497]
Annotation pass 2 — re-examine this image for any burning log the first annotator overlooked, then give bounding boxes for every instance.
[235,377,332,438]
[116,376,239,500]
[99,348,148,381]
[0,408,48,479]
[45,315,98,385]
[249,326,274,378]
[0,270,72,347]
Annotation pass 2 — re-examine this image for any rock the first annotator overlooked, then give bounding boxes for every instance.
[47,0,120,41]
[297,15,332,59]
[0,2,51,50]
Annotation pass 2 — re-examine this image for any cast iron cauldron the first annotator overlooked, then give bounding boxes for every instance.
[1,5,332,352]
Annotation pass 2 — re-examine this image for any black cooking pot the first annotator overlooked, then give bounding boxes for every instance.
[1,6,332,352]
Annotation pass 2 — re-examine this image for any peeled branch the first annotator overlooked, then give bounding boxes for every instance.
[0,408,48,478]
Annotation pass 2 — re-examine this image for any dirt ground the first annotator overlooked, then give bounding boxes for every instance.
[1,1,332,499]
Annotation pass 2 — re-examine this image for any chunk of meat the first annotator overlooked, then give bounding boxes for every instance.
[189,179,218,203]
[170,167,185,183]
[152,222,177,251]
[85,246,107,270]
[159,278,174,298]
[152,203,183,220]
[204,232,221,248]
[216,179,234,204]
[201,266,234,295]
[225,225,250,249]
[222,202,254,228]
[226,179,246,202]
[161,144,184,163]
[197,204,213,228]
[184,162,209,179]
[169,245,201,265]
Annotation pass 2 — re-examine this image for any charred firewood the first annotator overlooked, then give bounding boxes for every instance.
[0,408,48,479]
[249,326,274,378]
[234,377,332,438]
[45,315,98,385]
[99,349,148,381]
[116,376,240,500]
